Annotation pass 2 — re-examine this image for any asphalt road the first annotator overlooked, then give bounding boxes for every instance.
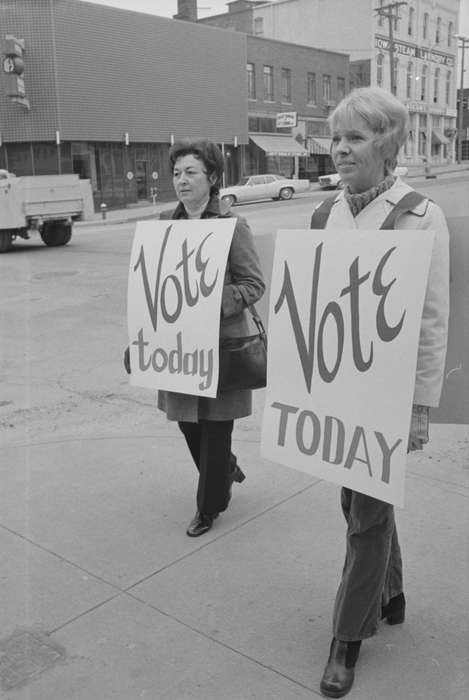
[0,173,467,445]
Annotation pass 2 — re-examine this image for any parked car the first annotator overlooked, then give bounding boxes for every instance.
[219,173,310,206]
[318,165,409,190]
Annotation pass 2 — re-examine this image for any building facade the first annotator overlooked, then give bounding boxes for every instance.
[243,35,348,180]
[202,0,462,166]
[0,0,248,208]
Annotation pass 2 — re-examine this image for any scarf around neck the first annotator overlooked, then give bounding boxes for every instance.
[344,174,396,217]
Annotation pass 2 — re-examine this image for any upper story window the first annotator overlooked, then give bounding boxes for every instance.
[408,6,414,36]
[420,64,427,101]
[247,63,256,100]
[448,22,453,47]
[423,12,429,40]
[433,67,440,103]
[322,74,331,102]
[281,68,292,102]
[435,17,441,44]
[377,53,384,87]
[445,70,451,104]
[254,17,263,36]
[337,77,345,101]
[377,0,384,27]
[263,65,274,101]
[406,61,413,98]
[307,72,317,104]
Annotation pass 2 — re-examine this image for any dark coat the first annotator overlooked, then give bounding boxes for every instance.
[157,196,265,422]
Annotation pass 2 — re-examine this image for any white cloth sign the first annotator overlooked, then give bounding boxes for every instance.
[261,228,435,506]
[127,218,236,397]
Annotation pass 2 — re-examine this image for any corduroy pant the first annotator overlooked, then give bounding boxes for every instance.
[178,420,235,515]
[332,488,403,641]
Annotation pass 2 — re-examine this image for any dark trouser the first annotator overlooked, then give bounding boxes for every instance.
[178,420,235,515]
[332,488,403,642]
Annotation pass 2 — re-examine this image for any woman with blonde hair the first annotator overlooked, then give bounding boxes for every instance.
[310,87,449,697]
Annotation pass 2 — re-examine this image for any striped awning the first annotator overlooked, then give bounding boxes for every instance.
[249,133,308,157]
[309,137,332,155]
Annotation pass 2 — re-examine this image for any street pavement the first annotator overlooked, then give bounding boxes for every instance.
[1,163,468,699]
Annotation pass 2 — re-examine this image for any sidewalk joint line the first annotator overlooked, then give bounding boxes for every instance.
[121,593,322,697]
[124,480,321,592]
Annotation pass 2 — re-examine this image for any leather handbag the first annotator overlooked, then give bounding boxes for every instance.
[218,305,267,392]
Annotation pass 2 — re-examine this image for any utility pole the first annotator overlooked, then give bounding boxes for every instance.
[455,35,469,164]
[374,2,407,95]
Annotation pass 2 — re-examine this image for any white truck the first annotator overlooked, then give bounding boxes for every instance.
[0,170,92,253]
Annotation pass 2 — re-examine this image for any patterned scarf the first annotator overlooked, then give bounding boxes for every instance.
[344,174,396,217]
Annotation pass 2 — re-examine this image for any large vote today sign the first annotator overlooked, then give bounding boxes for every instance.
[261,228,435,507]
[127,219,236,398]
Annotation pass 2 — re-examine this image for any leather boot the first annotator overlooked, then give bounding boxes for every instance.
[186,511,218,537]
[320,638,361,698]
[381,592,406,625]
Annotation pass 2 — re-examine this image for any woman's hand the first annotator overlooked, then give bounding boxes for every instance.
[407,404,429,452]
[124,346,131,374]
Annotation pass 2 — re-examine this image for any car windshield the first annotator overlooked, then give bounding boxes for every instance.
[236,177,250,186]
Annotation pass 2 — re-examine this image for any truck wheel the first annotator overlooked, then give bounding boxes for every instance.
[40,222,72,247]
[0,231,12,253]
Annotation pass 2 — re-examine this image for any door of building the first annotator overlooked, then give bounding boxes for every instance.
[136,160,148,199]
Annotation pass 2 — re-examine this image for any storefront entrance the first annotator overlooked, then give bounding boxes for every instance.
[136,160,149,200]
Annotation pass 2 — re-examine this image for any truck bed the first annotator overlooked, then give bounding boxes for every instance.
[18,174,85,219]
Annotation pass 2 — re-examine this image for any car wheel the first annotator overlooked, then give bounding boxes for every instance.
[279,187,293,200]
[221,195,236,208]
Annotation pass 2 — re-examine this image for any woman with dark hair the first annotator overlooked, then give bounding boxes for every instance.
[156,139,265,537]
[309,88,449,697]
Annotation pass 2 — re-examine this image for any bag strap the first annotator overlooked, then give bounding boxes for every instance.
[247,304,267,338]
[310,195,338,229]
[310,191,428,231]
[379,191,427,229]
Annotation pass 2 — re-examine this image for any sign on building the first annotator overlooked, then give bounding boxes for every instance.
[276,111,298,128]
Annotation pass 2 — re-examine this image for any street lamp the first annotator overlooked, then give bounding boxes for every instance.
[454,34,469,164]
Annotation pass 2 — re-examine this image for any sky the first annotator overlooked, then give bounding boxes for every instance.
[82,0,469,86]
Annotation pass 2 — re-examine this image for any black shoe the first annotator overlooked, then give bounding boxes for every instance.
[381,592,406,625]
[320,638,361,698]
[230,464,246,484]
[186,511,218,537]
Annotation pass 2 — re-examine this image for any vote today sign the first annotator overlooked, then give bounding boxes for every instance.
[261,228,436,507]
[127,219,236,398]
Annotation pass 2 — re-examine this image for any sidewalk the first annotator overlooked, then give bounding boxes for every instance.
[76,162,469,228]
[0,391,468,698]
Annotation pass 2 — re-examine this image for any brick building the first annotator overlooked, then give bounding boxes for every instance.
[243,35,349,180]
[0,0,248,208]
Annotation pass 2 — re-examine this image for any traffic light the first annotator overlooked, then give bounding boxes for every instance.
[2,34,30,109]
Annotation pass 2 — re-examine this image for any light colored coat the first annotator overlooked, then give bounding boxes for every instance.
[157,196,265,422]
[322,178,450,407]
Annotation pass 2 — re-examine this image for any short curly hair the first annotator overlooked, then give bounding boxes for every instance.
[328,87,410,174]
[169,139,225,196]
